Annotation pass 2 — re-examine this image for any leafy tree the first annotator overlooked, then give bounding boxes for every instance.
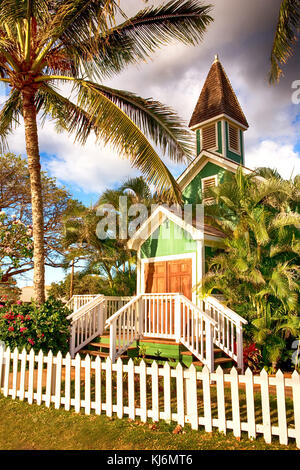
[0,210,33,282]
[270,0,300,83]
[49,268,136,300]
[0,153,74,281]
[199,168,300,370]
[0,0,213,303]
[61,176,158,296]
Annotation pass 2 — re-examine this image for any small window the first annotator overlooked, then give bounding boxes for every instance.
[228,124,240,153]
[202,175,217,205]
[202,124,216,150]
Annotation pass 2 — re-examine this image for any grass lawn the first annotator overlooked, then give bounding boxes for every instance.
[0,394,297,451]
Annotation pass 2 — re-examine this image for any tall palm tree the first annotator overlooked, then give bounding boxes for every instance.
[0,0,213,303]
[269,0,300,83]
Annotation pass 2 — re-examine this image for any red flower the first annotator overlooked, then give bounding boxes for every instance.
[28,338,35,345]
[8,326,14,331]
[20,327,27,332]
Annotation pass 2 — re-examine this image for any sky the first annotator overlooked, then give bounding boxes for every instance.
[2,0,300,287]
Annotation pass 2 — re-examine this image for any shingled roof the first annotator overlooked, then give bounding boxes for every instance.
[189,56,249,129]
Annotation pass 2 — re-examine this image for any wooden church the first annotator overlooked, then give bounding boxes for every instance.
[68,56,249,372]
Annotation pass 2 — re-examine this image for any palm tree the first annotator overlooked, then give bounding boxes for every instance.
[199,168,300,368]
[269,0,300,83]
[0,0,213,303]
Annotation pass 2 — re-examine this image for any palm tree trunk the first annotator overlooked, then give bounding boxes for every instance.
[22,87,45,304]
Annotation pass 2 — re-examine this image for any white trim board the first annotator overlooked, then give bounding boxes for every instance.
[177,150,253,191]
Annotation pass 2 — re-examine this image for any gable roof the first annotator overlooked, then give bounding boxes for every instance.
[177,149,254,191]
[189,56,249,129]
[127,205,225,252]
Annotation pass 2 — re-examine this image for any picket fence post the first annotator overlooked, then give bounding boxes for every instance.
[37,350,44,406]
[106,357,113,418]
[216,366,226,434]
[245,368,256,440]
[19,348,26,401]
[3,347,10,397]
[230,367,241,439]
[163,362,171,424]
[12,348,19,400]
[95,356,102,415]
[116,358,123,419]
[0,345,4,389]
[260,369,272,444]
[276,370,288,446]
[202,366,212,433]
[292,370,300,449]
[140,360,147,423]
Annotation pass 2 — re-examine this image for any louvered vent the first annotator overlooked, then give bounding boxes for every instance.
[229,124,239,152]
[202,124,216,150]
[202,176,217,205]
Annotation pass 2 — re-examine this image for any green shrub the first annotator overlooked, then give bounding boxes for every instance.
[0,296,71,355]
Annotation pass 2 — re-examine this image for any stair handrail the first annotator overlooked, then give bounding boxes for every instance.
[178,294,217,371]
[67,294,104,321]
[203,295,247,372]
[180,295,217,326]
[105,294,142,327]
[205,296,248,325]
[66,294,100,312]
[106,294,143,362]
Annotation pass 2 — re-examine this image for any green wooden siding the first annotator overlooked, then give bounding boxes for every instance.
[140,220,197,259]
[217,121,222,154]
[196,128,201,156]
[225,121,244,164]
[182,162,227,205]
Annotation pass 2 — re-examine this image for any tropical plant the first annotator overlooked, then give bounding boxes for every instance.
[0,296,71,354]
[199,167,300,369]
[0,153,75,282]
[269,0,300,83]
[0,0,213,303]
[0,210,33,282]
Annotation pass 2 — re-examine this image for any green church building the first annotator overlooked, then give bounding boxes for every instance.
[69,56,249,372]
[129,55,252,307]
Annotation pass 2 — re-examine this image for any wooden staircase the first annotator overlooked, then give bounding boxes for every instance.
[80,333,235,370]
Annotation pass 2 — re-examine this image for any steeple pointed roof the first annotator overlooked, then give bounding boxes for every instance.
[189,56,249,129]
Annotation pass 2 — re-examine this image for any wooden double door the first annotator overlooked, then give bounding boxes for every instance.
[143,258,193,335]
[144,258,193,300]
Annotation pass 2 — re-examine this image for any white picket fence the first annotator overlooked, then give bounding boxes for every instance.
[0,345,299,449]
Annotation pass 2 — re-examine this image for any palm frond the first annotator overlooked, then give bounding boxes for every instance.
[76,83,193,163]
[58,0,213,79]
[269,0,300,83]
[37,82,182,201]
[0,88,22,152]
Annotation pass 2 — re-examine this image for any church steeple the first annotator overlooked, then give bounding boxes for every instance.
[189,56,248,165]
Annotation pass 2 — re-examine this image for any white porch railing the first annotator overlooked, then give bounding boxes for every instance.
[68,295,133,357]
[69,293,247,372]
[106,295,143,362]
[68,295,105,357]
[66,295,99,312]
[203,296,248,372]
[180,295,216,372]
[106,293,217,370]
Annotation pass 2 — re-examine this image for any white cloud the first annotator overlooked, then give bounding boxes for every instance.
[6,118,138,195]
[245,140,300,179]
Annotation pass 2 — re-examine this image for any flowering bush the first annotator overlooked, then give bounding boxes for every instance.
[243,342,262,372]
[0,296,71,355]
[0,211,33,273]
